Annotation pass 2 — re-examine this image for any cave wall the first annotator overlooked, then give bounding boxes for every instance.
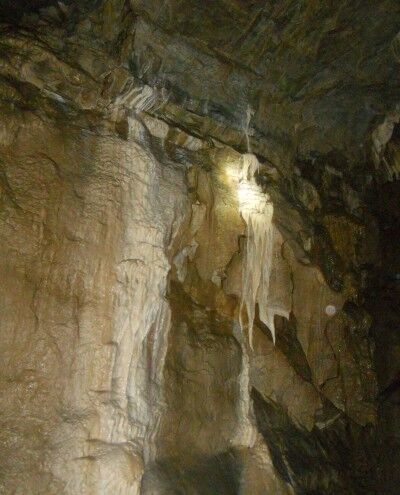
[0,112,189,493]
[0,110,379,494]
[0,1,399,494]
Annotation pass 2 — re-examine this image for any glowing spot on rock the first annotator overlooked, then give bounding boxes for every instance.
[325,304,337,317]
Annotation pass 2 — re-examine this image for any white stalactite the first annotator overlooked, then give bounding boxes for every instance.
[238,153,276,346]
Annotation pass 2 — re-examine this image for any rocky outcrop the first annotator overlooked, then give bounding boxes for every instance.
[0,1,399,494]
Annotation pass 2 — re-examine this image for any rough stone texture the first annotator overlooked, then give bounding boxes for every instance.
[0,1,399,494]
[0,113,188,493]
[128,0,400,164]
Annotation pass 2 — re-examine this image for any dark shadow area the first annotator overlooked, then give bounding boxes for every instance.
[365,133,400,494]
[0,0,102,23]
[252,388,378,495]
[140,452,240,495]
[0,0,59,21]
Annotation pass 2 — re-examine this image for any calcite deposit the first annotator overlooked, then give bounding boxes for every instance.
[0,1,399,494]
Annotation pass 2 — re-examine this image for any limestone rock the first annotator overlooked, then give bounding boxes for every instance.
[0,1,397,493]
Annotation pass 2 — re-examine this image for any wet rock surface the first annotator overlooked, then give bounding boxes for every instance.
[0,1,399,494]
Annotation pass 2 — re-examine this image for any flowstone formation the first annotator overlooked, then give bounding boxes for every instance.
[237,154,276,347]
[0,1,399,494]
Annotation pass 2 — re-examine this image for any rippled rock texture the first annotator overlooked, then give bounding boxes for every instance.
[0,1,399,494]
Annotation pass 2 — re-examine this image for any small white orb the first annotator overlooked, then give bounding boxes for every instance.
[325,304,337,317]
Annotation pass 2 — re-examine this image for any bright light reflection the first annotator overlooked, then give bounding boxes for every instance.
[226,154,271,214]
[238,181,270,214]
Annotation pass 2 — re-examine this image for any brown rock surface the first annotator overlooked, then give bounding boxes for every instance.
[0,1,398,493]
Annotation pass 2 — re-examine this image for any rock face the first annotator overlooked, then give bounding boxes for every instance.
[0,1,399,494]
